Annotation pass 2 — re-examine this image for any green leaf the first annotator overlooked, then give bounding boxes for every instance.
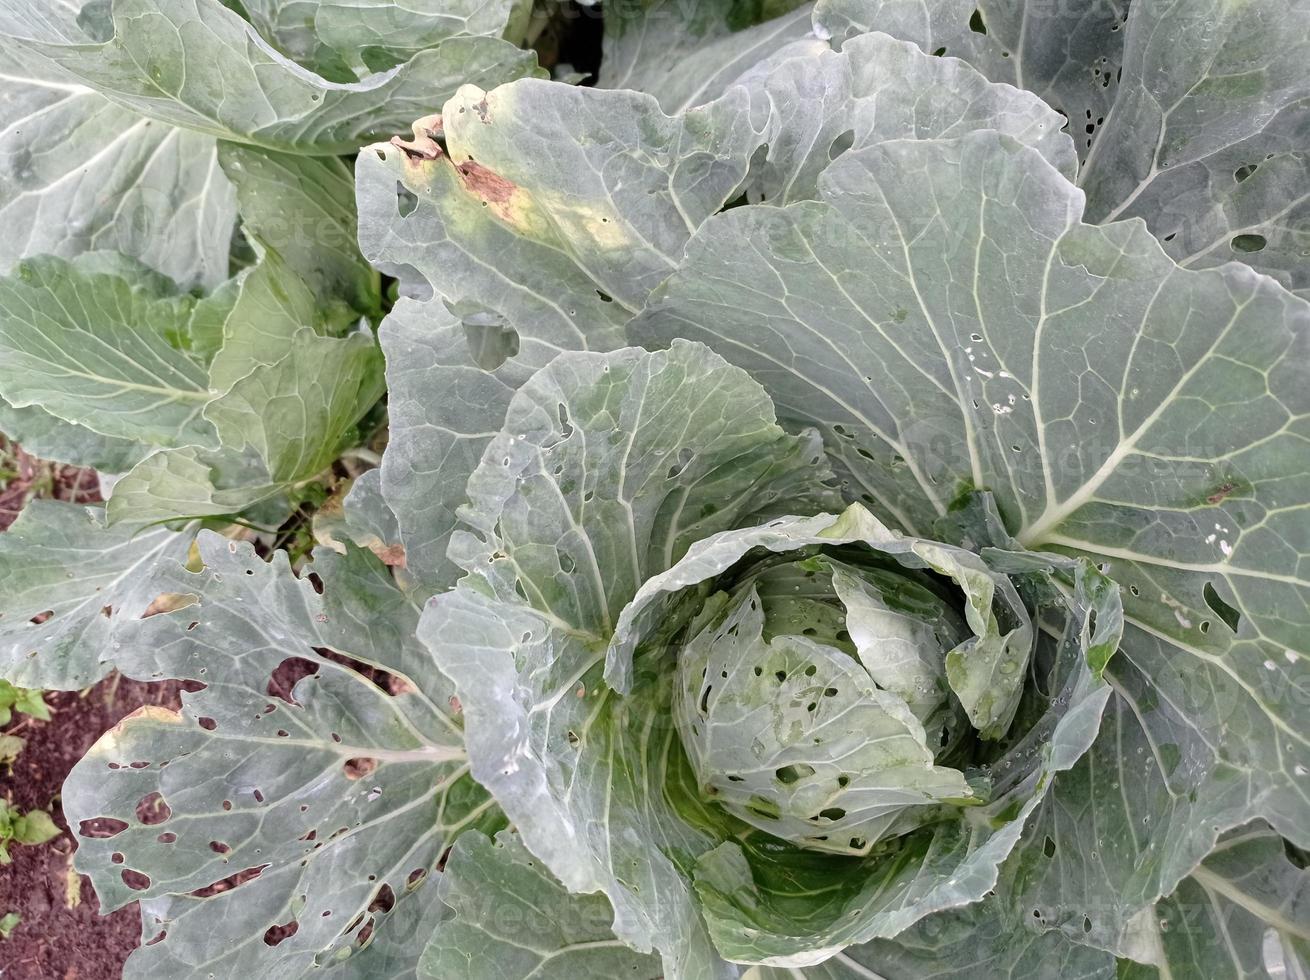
[421,831,662,979]
[422,342,843,978]
[240,0,527,78]
[0,255,215,447]
[218,143,380,317]
[0,911,18,939]
[1,799,61,863]
[600,0,813,112]
[752,899,1117,978]
[636,128,1310,950]
[0,679,50,724]
[0,500,195,689]
[204,327,384,490]
[64,537,502,978]
[105,252,384,526]
[598,505,1118,965]
[0,397,145,473]
[104,445,287,526]
[731,30,1075,205]
[1126,822,1310,980]
[823,0,1310,298]
[0,48,235,289]
[1077,0,1310,300]
[2,0,541,154]
[358,32,1070,593]
[0,733,24,765]
[813,0,1127,163]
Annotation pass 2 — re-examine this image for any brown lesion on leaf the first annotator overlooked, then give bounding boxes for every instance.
[374,542,406,568]
[1206,482,1238,505]
[141,591,197,618]
[452,159,527,226]
[389,111,530,228]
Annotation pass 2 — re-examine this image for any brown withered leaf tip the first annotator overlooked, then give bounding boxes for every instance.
[391,113,445,161]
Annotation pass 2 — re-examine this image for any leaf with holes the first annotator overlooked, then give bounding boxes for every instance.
[633,127,1310,962]
[63,535,502,978]
[419,341,1124,974]
[823,0,1310,298]
[356,29,1070,592]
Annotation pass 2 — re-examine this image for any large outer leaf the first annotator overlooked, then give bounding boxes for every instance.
[1130,821,1310,979]
[64,537,500,978]
[218,144,380,316]
[600,0,814,113]
[0,254,214,447]
[240,0,526,78]
[0,397,144,473]
[422,831,662,979]
[1,0,539,154]
[356,80,756,589]
[753,898,1117,979]
[356,31,1072,593]
[633,129,1310,947]
[731,31,1075,206]
[0,500,194,689]
[0,50,234,289]
[813,0,1129,159]
[421,342,841,979]
[1077,0,1310,299]
[822,0,1310,298]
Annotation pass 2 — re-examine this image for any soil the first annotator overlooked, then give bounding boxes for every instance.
[0,676,186,980]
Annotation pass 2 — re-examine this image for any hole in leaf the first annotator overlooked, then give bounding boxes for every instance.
[1202,583,1240,633]
[1043,836,1057,858]
[344,757,378,780]
[263,919,299,947]
[816,807,846,821]
[369,884,396,914]
[395,183,418,217]
[828,128,855,161]
[198,716,217,731]
[135,792,171,826]
[1231,233,1267,253]
[776,764,815,785]
[210,841,232,855]
[157,832,177,844]
[268,657,319,706]
[79,817,128,839]
[461,314,520,371]
[969,8,987,33]
[1234,163,1258,182]
[747,796,781,820]
[121,869,151,891]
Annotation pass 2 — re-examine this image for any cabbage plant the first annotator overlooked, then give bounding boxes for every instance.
[0,1,1307,978]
